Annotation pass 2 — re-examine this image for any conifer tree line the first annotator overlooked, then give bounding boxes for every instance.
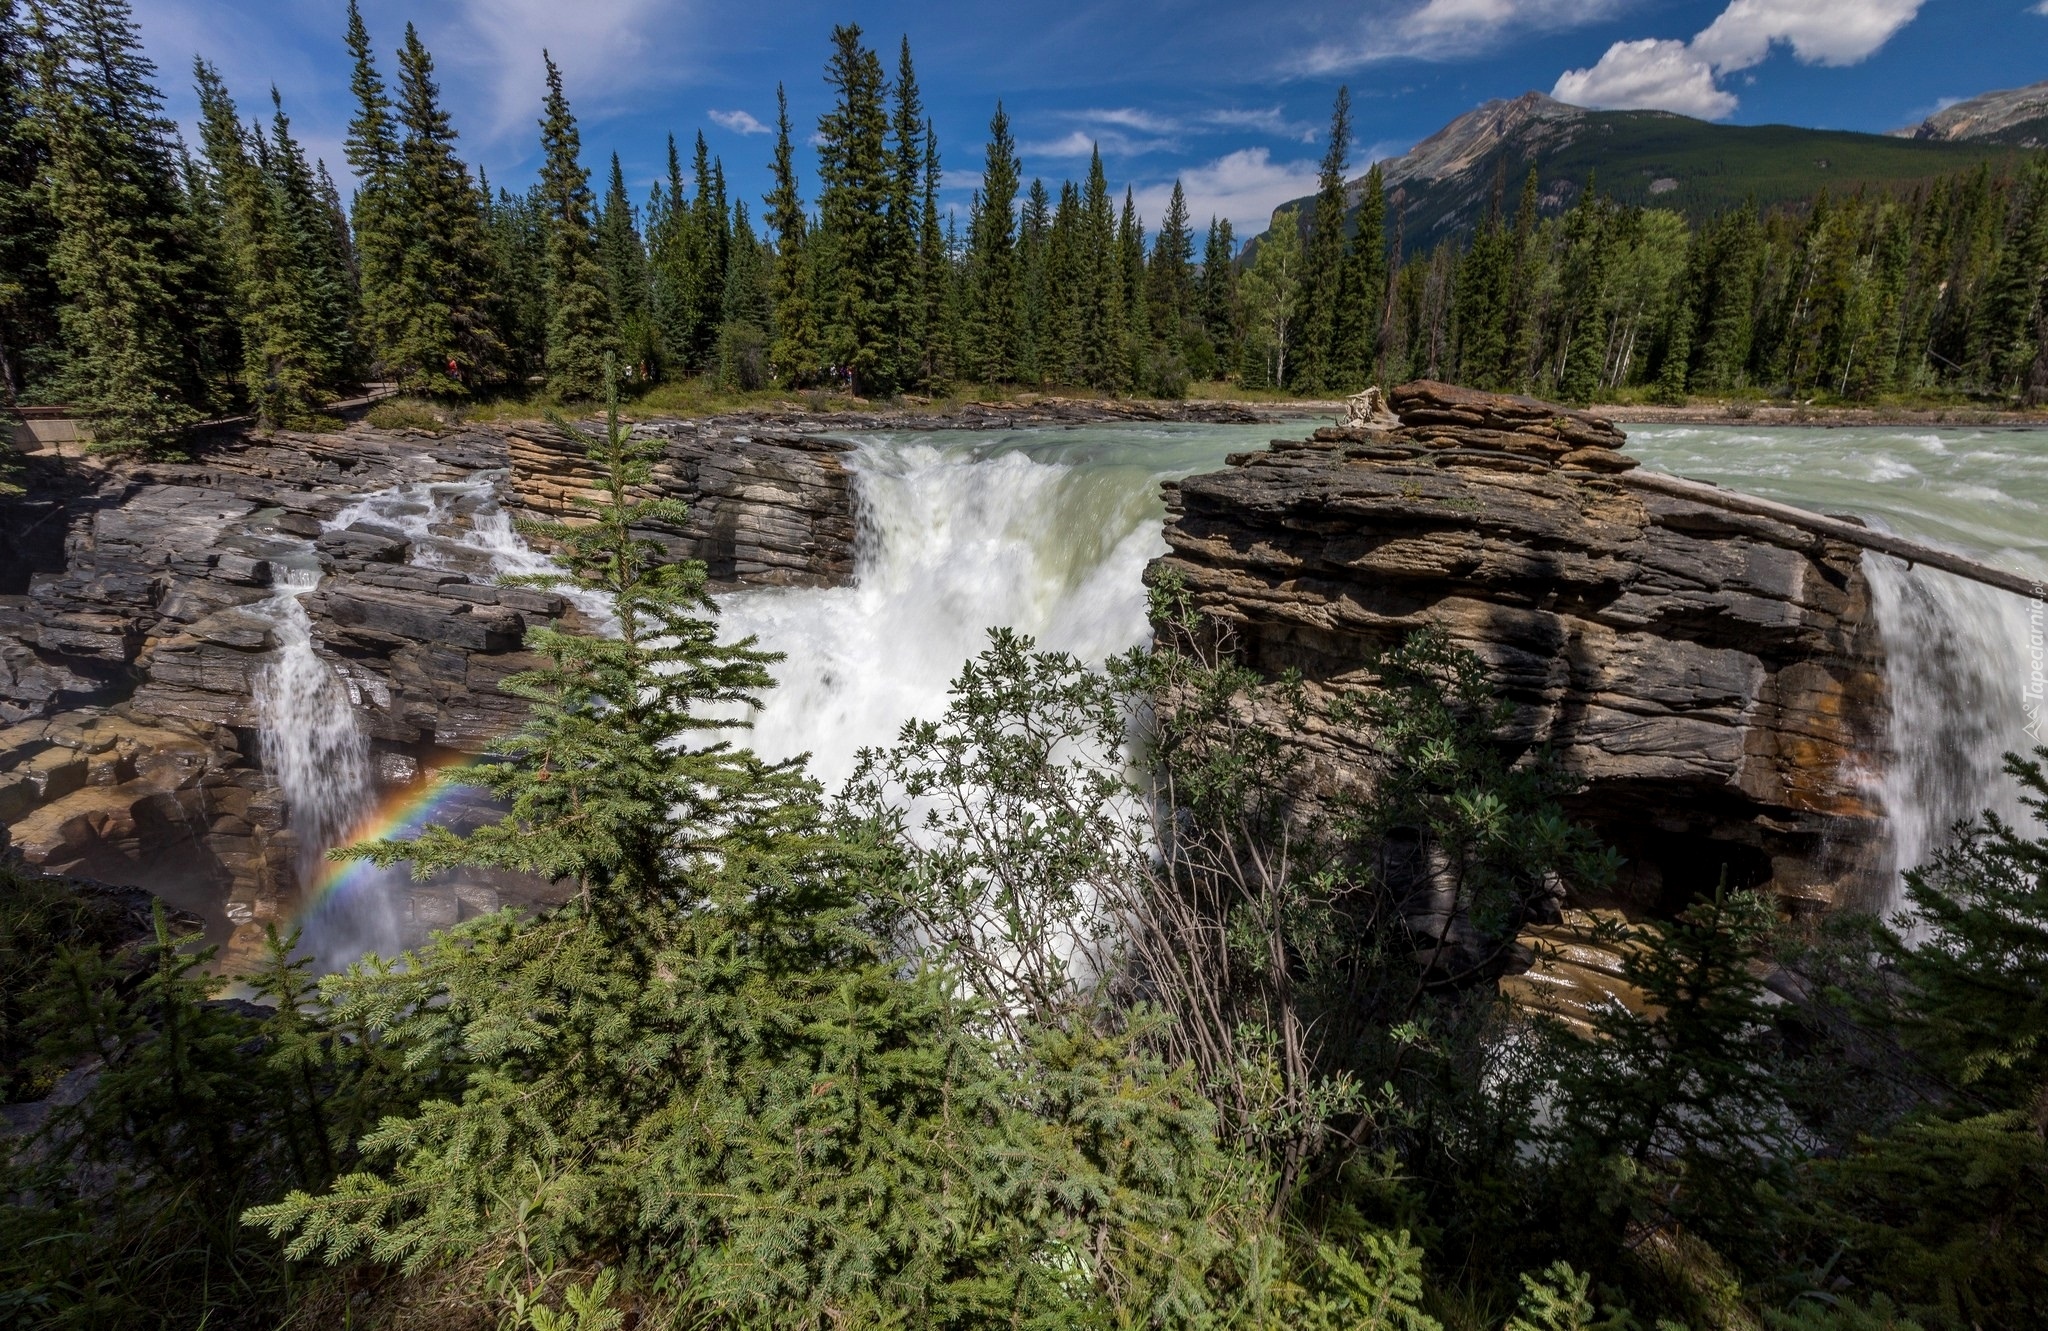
[5,1,2046,454]
[1374,152,2048,406]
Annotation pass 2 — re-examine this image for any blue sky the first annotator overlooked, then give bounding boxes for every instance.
[131,0,2048,240]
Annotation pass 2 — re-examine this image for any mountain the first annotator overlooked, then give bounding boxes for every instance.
[1265,91,2033,252]
[1895,80,2048,148]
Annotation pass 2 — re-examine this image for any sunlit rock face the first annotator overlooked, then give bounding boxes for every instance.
[1153,381,1889,921]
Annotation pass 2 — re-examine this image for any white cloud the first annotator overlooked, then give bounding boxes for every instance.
[708,108,769,135]
[1201,106,1321,143]
[1131,147,1321,240]
[1068,107,1181,134]
[1552,38,1737,118]
[1301,0,1629,71]
[2035,1,2048,15]
[1554,0,1923,119]
[429,0,691,141]
[1690,0,1924,72]
[1018,129,1175,159]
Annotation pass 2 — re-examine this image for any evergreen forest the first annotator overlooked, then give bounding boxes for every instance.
[3,0,2047,454]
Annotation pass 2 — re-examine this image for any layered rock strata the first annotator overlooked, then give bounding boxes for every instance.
[1153,379,1889,920]
[507,422,859,586]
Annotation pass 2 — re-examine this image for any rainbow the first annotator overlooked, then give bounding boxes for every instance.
[297,762,486,924]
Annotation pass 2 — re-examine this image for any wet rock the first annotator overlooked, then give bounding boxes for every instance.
[316,527,409,563]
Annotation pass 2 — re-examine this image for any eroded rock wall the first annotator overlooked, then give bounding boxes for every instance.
[1153,381,1889,916]
[506,421,858,586]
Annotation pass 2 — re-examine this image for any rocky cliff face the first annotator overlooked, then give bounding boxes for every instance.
[1153,381,1889,920]
[0,423,555,960]
[508,421,859,587]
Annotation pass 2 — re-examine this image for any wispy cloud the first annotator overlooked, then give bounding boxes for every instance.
[1200,106,1320,143]
[1066,106,1180,134]
[1019,129,1175,159]
[1131,146,1321,239]
[430,0,695,141]
[1552,0,1924,120]
[708,108,770,134]
[1299,0,1631,72]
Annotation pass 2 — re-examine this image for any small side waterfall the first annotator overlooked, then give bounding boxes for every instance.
[254,565,373,877]
[1868,556,2044,907]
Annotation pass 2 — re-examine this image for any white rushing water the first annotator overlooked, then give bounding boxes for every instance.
[253,563,374,891]
[712,424,1276,785]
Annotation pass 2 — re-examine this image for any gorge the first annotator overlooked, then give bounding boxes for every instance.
[1,393,2042,979]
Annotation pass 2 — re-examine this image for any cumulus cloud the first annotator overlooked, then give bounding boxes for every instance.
[1551,38,1736,118]
[1553,0,1924,119]
[1690,0,1925,71]
[1131,147,1321,240]
[1300,0,1629,71]
[708,108,769,135]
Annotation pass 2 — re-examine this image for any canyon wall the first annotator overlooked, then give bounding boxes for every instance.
[1153,381,1890,921]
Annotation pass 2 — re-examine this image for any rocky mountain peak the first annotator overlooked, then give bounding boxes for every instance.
[1371,91,1588,193]
[1895,79,2048,148]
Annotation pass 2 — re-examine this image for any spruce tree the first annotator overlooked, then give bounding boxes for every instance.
[1041,180,1084,384]
[716,200,769,390]
[267,93,358,389]
[1976,158,2048,400]
[192,62,331,426]
[597,151,654,378]
[764,84,819,385]
[1556,183,1611,403]
[341,0,402,382]
[1077,148,1126,391]
[537,51,617,399]
[0,0,60,404]
[1118,187,1148,388]
[681,131,728,368]
[1200,216,1238,378]
[647,134,694,373]
[814,25,892,394]
[915,121,951,389]
[882,37,924,392]
[1294,85,1352,395]
[1450,170,1511,390]
[386,24,501,395]
[1333,161,1387,389]
[964,101,1020,385]
[1146,181,1194,344]
[485,182,549,379]
[32,0,211,447]
[1017,176,1052,383]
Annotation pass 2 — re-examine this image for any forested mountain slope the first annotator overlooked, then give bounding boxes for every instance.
[1271,91,2033,249]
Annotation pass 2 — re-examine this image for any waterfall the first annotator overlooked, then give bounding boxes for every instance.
[711,426,1264,785]
[1868,557,2044,908]
[250,562,384,953]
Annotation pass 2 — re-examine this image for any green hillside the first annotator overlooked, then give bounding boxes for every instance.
[1276,104,2036,249]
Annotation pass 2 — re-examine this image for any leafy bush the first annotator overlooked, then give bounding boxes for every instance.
[365,397,450,433]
